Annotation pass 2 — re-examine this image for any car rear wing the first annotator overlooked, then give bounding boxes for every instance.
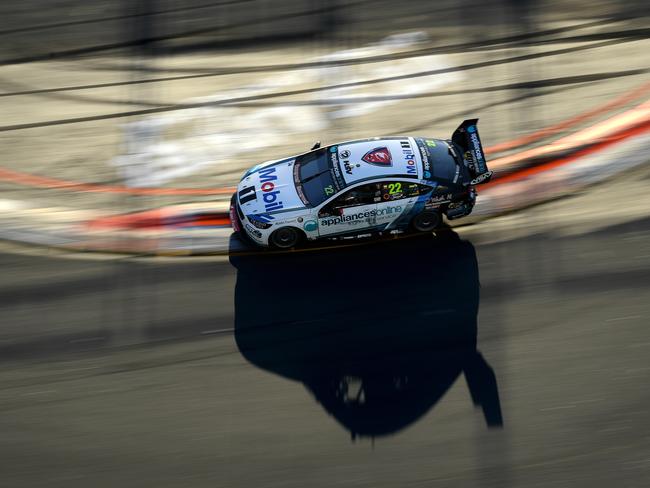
[451,119,493,185]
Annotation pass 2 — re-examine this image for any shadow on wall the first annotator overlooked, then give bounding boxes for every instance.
[230,229,502,440]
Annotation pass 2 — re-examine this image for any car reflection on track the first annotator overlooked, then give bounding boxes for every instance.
[230,229,502,439]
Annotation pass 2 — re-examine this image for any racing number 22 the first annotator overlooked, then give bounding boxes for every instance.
[388,182,402,195]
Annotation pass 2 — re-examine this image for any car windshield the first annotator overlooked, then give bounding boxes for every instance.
[294,148,340,206]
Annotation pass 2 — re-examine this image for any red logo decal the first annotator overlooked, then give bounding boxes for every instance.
[362,147,392,166]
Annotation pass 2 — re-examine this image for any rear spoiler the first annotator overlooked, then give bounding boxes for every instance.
[451,119,493,185]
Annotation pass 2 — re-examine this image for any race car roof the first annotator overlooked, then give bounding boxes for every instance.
[331,138,422,185]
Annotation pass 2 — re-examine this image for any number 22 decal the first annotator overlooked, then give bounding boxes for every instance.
[388,182,402,194]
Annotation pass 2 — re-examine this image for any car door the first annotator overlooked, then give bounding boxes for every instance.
[375,180,434,230]
[316,183,380,237]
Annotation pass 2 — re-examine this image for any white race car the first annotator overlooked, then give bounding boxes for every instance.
[230,119,492,248]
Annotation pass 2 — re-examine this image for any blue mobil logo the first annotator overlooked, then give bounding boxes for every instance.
[406,158,416,175]
[258,167,284,212]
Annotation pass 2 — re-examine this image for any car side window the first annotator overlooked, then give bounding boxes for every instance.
[319,184,379,216]
[378,181,432,202]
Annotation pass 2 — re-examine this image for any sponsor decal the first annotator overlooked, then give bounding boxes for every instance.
[416,139,431,177]
[470,170,493,185]
[330,146,338,153]
[331,157,343,190]
[303,220,318,232]
[419,145,430,172]
[426,139,437,147]
[467,126,486,171]
[400,140,410,149]
[245,223,263,239]
[340,149,351,158]
[406,159,417,175]
[330,150,340,182]
[273,218,298,225]
[324,185,335,196]
[469,132,482,153]
[362,147,392,166]
[427,193,452,206]
[258,167,284,212]
[320,205,403,227]
[332,162,341,179]
[464,151,474,167]
[247,213,274,229]
[343,161,359,175]
[386,182,403,195]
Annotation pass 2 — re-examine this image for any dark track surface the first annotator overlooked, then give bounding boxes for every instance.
[1,210,649,487]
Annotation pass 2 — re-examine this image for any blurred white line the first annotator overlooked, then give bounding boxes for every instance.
[69,336,106,343]
[0,199,28,211]
[605,315,642,322]
[201,328,234,335]
[540,405,577,411]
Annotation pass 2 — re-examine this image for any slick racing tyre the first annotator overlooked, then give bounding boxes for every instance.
[411,211,441,233]
[270,227,301,249]
[229,194,243,235]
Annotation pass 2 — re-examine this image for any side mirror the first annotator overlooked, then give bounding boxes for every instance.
[311,141,321,150]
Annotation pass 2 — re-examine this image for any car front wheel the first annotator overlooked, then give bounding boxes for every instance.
[411,211,441,232]
[269,227,302,249]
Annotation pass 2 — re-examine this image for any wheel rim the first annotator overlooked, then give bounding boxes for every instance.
[415,212,440,231]
[273,228,298,248]
[419,216,434,227]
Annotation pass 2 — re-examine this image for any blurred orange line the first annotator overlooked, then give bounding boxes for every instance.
[87,209,232,229]
[489,99,650,171]
[482,117,650,188]
[0,167,232,195]
[485,81,650,154]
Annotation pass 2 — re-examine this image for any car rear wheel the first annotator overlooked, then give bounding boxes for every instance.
[411,211,441,233]
[269,227,302,249]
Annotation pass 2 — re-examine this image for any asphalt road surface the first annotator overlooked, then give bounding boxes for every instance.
[1,174,649,487]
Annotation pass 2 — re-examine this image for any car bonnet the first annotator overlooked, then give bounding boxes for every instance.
[237,159,305,217]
